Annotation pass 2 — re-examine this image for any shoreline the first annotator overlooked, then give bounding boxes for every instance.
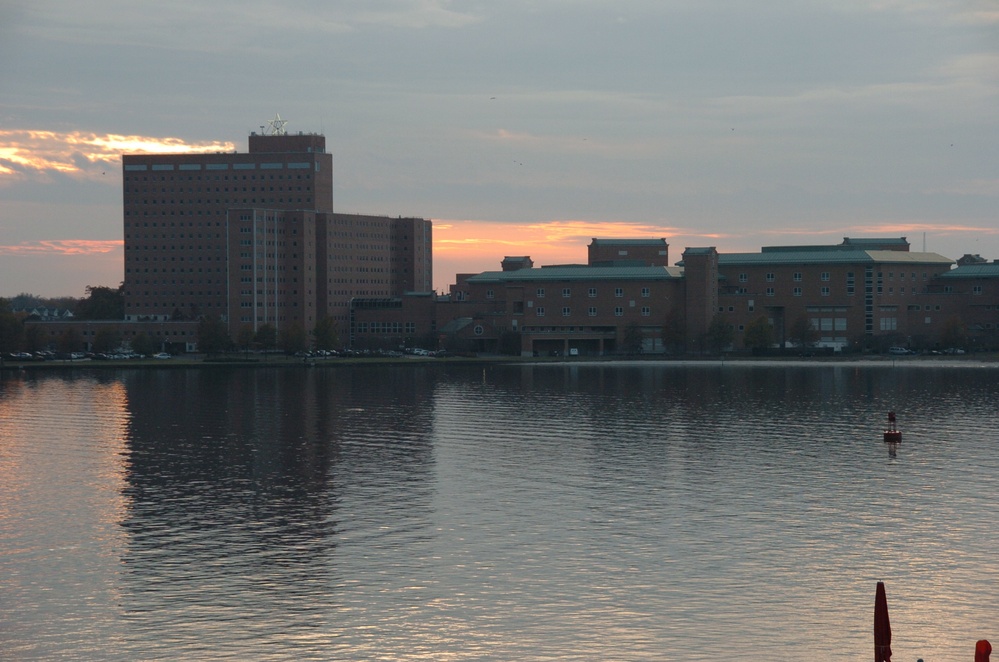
[3,352,997,373]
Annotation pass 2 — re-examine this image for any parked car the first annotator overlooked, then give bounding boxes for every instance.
[887,347,914,356]
[152,352,172,359]
[943,347,966,355]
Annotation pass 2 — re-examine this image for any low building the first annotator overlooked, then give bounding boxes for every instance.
[352,236,999,355]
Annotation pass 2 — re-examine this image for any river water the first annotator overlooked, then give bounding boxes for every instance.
[1,360,997,661]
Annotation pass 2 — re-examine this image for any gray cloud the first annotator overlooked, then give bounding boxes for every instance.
[1,0,998,295]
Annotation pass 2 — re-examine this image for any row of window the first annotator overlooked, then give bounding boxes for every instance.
[132,197,313,206]
[535,306,653,317]
[530,286,652,299]
[239,301,299,308]
[753,285,930,297]
[739,271,931,283]
[355,322,417,334]
[129,186,312,199]
[126,221,224,229]
[124,171,315,179]
[125,266,225,273]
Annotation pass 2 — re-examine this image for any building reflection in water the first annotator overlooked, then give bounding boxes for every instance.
[116,366,437,653]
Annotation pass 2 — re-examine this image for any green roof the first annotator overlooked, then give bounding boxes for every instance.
[761,238,910,253]
[937,263,999,279]
[717,250,952,267]
[466,265,682,283]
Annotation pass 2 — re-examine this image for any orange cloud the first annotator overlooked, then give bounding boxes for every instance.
[431,218,735,291]
[0,130,235,183]
[0,239,123,256]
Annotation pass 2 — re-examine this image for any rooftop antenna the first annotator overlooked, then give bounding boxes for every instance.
[266,113,288,136]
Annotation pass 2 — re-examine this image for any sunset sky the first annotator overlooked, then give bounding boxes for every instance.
[2,1,998,297]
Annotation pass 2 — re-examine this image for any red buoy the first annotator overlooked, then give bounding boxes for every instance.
[883,411,902,443]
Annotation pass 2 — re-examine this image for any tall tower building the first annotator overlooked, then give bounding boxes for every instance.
[122,124,431,337]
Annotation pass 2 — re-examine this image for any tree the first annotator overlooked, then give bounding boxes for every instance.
[279,323,308,355]
[743,315,774,353]
[75,284,124,320]
[313,316,339,351]
[622,322,644,355]
[197,316,230,356]
[255,323,277,352]
[661,309,686,355]
[236,325,255,356]
[57,327,83,353]
[705,315,734,355]
[10,293,44,311]
[939,315,967,350]
[0,299,23,364]
[788,314,818,349]
[93,327,121,354]
[131,332,158,357]
[23,324,44,353]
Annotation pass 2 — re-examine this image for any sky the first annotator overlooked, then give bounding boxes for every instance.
[1,0,998,298]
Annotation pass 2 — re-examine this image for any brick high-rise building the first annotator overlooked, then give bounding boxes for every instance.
[122,128,431,337]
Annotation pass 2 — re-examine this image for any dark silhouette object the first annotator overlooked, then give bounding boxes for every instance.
[976,640,991,662]
[874,581,892,662]
[884,412,901,443]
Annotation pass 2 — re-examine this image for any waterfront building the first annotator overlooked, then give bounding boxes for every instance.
[352,236,999,355]
[121,128,430,336]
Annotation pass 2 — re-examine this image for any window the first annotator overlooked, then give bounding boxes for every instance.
[793,272,802,282]
[614,307,624,316]
[641,287,650,297]
[739,273,748,283]
[562,288,571,298]
[486,289,494,299]
[537,288,545,298]
[562,307,571,317]
[766,273,775,282]
[614,287,624,298]
[588,287,597,298]
[793,287,802,297]
[973,285,983,295]
[766,287,775,297]
[821,272,830,281]
[641,306,651,316]
[588,306,597,316]
[821,286,830,297]
[880,317,897,331]
[536,306,545,317]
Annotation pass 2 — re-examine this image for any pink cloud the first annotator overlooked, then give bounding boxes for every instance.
[0,130,235,183]
[0,239,123,256]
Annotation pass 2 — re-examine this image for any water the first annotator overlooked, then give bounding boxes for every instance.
[2,361,998,660]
